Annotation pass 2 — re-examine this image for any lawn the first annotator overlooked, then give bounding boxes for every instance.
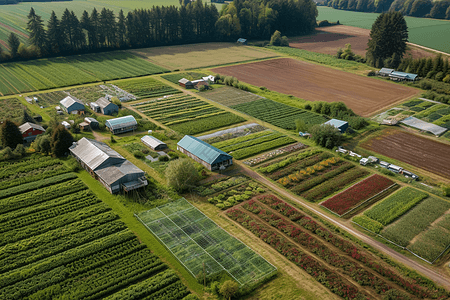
[317,6,450,53]
[0,51,168,96]
[130,42,278,70]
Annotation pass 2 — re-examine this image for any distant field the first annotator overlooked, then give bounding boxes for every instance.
[0,51,167,96]
[129,43,279,70]
[317,7,450,54]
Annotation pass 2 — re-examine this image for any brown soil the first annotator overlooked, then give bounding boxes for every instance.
[361,128,450,179]
[212,58,419,117]
[289,26,437,59]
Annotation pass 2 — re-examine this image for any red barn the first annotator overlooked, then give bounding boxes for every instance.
[19,122,46,143]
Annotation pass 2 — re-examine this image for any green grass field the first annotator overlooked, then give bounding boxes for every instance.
[0,51,168,96]
[317,7,450,54]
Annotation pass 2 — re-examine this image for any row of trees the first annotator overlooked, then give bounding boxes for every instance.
[324,0,450,20]
[0,0,317,62]
[398,54,450,82]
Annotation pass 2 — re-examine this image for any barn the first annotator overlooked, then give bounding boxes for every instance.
[60,96,85,114]
[92,97,119,115]
[84,117,99,129]
[177,135,233,171]
[141,135,168,151]
[323,119,349,133]
[389,71,418,82]
[19,122,45,142]
[378,68,394,77]
[69,137,148,194]
[178,78,194,89]
[105,115,138,134]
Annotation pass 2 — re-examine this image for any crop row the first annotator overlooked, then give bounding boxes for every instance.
[0,178,86,214]
[381,197,450,247]
[0,164,69,191]
[0,158,63,180]
[256,195,445,298]
[226,208,363,299]
[241,200,406,297]
[231,136,296,160]
[258,149,323,174]
[157,107,222,124]
[131,95,195,108]
[139,99,205,114]
[220,133,284,153]
[231,98,326,130]
[170,113,245,135]
[364,188,428,226]
[267,152,333,180]
[196,176,249,196]
[0,154,54,171]
[114,77,181,99]
[353,216,385,234]
[0,172,78,201]
[208,181,265,209]
[212,130,274,149]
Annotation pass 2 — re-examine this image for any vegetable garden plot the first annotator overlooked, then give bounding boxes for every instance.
[204,86,264,107]
[231,98,326,130]
[137,198,277,285]
[113,77,181,100]
[0,97,28,122]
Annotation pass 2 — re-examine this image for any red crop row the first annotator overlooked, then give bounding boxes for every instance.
[321,174,395,216]
[243,200,397,296]
[226,208,365,299]
[255,195,447,299]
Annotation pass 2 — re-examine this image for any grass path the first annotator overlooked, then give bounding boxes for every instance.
[76,171,204,297]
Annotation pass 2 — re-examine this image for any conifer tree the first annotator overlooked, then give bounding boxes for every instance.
[1,120,23,149]
[51,125,74,157]
[8,33,20,58]
[46,11,64,53]
[22,110,36,124]
[117,9,126,47]
[27,7,47,53]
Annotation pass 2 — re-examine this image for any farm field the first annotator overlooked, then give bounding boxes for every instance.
[226,194,448,299]
[0,51,168,96]
[131,94,246,134]
[361,128,450,179]
[129,42,278,70]
[113,77,182,100]
[137,198,277,285]
[258,149,369,202]
[317,6,450,54]
[321,174,397,217]
[211,130,297,160]
[0,96,29,122]
[353,187,450,263]
[203,86,264,107]
[0,155,191,300]
[161,71,209,84]
[211,58,419,117]
[290,25,434,59]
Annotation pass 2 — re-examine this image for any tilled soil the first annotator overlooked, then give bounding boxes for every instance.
[212,58,419,117]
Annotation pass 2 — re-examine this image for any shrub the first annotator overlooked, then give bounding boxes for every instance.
[435,71,445,81]
[158,155,169,161]
[367,70,376,76]
[165,158,199,192]
[443,74,450,83]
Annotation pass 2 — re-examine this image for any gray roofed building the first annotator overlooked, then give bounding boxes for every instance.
[93,97,119,115]
[105,115,138,134]
[60,96,85,114]
[84,117,99,128]
[141,135,168,151]
[178,78,194,89]
[19,122,46,142]
[69,137,147,194]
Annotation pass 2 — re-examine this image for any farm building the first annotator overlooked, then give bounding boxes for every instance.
[324,119,349,133]
[79,121,90,131]
[177,135,233,171]
[33,115,42,122]
[60,96,85,114]
[69,137,148,194]
[105,115,138,134]
[84,117,99,129]
[178,78,194,89]
[237,38,247,45]
[141,135,168,151]
[202,75,215,83]
[194,81,209,90]
[378,68,394,77]
[61,121,71,129]
[91,97,119,115]
[389,71,418,82]
[19,122,45,142]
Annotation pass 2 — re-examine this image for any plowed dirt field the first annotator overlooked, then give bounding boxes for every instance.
[211,58,419,117]
[289,26,435,59]
[361,128,450,179]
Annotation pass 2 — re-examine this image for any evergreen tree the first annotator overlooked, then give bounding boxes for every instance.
[22,110,36,124]
[46,11,64,54]
[117,9,126,47]
[8,33,20,58]
[90,8,100,48]
[81,10,94,48]
[51,125,74,157]
[71,11,86,50]
[409,0,432,17]
[366,12,408,68]
[1,120,23,149]
[0,45,3,61]
[60,9,74,51]
[430,1,450,19]
[27,7,47,53]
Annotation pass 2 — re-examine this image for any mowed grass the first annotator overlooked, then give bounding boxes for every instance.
[0,51,168,96]
[129,42,279,70]
[317,6,450,53]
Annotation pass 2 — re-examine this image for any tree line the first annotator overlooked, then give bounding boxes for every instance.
[323,0,450,20]
[398,54,450,82]
[0,0,317,62]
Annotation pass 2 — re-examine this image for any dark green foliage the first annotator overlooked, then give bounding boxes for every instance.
[311,101,368,130]
[27,7,47,53]
[21,110,35,124]
[7,33,20,58]
[51,125,74,157]
[309,124,343,149]
[409,0,433,17]
[1,119,23,149]
[366,12,408,68]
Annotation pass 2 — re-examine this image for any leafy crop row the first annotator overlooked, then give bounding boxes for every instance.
[113,77,181,99]
[231,136,295,160]
[170,113,245,135]
[220,133,284,152]
[212,130,274,149]
[353,216,385,234]
[207,181,265,209]
[196,176,249,196]
[258,149,322,174]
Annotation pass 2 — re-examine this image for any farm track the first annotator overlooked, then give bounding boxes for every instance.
[236,160,450,290]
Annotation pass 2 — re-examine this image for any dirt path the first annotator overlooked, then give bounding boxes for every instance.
[235,161,450,290]
[92,130,109,142]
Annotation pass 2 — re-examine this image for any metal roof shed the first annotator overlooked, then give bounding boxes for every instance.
[60,96,85,114]
[105,115,138,134]
[389,71,418,82]
[379,68,394,76]
[177,135,233,171]
[95,97,119,115]
[323,119,349,133]
[141,135,168,151]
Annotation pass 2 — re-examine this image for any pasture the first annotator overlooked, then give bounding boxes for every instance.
[130,43,278,70]
[0,154,191,299]
[317,7,450,54]
[212,58,419,117]
[137,198,277,285]
[361,128,450,179]
[0,51,167,96]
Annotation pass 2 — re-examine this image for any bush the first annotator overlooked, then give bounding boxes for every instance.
[133,150,144,159]
[158,155,169,161]
[426,70,437,79]
[270,30,282,46]
[167,151,179,159]
[367,70,376,76]
[442,185,450,197]
[443,74,450,83]
[165,158,199,192]
[435,71,445,81]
